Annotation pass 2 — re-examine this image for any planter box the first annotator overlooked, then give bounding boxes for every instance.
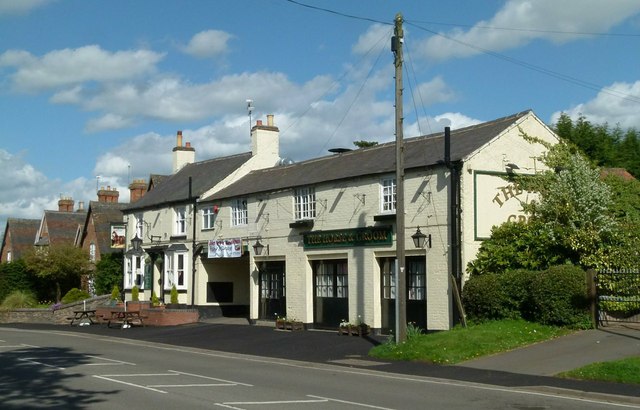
[275,319,304,331]
[339,324,370,336]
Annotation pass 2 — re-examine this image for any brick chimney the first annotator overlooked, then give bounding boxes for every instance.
[172,130,195,173]
[129,179,148,203]
[58,197,74,212]
[97,186,119,203]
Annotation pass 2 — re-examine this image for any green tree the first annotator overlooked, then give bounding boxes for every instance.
[22,244,91,302]
[0,260,36,303]
[93,252,123,296]
[470,138,623,275]
[353,140,378,148]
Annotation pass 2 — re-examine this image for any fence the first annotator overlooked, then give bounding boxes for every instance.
[595,268,640,326]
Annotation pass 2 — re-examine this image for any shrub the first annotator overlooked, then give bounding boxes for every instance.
[93,253,124,296]
[151,291,160,306]
[1,290,37,310]
[61,288,91,304]
[529,265,589,327]
[110,284,120,302]
[0,260,36,303]
[131,285,139,302]
[170,285,179,304]
[462,274,513,321]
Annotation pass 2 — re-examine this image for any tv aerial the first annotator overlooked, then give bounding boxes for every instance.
[246,99,254,133]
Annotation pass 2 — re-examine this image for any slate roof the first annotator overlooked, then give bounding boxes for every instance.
[1,218,39,260]
[82,201,126,256]
[38,211,87,246]
[206,110,532,201]
[124,152,253,211]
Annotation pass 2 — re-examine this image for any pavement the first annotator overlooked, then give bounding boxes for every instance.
[2,319,640,402]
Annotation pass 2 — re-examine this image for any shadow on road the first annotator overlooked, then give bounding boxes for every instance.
[0,346,117,409]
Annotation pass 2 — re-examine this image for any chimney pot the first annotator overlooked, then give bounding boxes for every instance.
[267,114,274,126]
[176,130,183,147]
[256,120,262,126]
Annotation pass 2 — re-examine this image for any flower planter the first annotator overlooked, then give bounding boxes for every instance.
[339,324,370,336]
[275,319,304,331]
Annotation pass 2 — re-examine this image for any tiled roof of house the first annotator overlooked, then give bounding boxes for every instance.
[1,218,39,259]
[39,211,87,246]
[84,201,126,256]
[125,152,253,211]
[205,110,532,201]
[601,168,637,181]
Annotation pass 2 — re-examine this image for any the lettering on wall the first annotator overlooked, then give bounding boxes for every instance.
[474,172,533,239]
[303,226,393,249]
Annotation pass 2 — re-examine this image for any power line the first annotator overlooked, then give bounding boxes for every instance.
[408,19,640,38]
[284,0,390,25]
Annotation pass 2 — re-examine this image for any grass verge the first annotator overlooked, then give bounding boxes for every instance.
[558,357,640,385]
[369,319,572,365]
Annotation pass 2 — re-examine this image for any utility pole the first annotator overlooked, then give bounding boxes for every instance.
[392,13,407,343]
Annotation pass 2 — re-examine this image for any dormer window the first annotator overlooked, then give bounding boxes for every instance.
[294,187,316,220]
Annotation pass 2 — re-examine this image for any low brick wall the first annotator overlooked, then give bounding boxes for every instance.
[95,305,199,326]
[0,296,199,327]
[0,295,111,325]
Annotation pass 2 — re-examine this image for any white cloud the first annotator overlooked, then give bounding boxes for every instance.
[85,113,135,132]
[0,0,52,16]
[551,81,640,129]
[416,0,640,62]
[182,30,233,59]
[416,76,457,105]
[352,24,392,56]
[1,45,164,91]
[434,112,482,130]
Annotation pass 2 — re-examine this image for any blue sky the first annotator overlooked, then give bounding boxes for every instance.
[1,0,640,233]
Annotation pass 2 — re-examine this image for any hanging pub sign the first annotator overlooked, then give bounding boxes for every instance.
[110,224,126,249]
[303,226,393,249]
[208,238,242,258]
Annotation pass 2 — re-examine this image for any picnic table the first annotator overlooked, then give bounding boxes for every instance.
[107,310,147,328]
[68,310,97,326]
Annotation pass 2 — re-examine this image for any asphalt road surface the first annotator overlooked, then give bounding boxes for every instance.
[1,326,638,409]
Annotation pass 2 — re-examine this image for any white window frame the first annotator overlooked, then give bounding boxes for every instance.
[231,198,248,226]
[164,251,188,290]
[294,186,316,220]
[125,255,145,290]
[175,206,186,235]
[380,177,396,213]
[202,206,216,230]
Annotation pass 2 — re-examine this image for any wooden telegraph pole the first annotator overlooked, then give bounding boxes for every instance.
[392,13,407,343]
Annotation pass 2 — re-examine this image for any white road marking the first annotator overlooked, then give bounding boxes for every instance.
[309,394,395,409]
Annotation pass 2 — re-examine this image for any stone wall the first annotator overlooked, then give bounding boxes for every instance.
[0,295,111,325]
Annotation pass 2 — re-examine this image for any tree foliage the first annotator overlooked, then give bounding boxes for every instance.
[554,113,640,178]
[22,244,91,301]
[93,252,123,296]
[353,140,378,149]
[469,133,639,275]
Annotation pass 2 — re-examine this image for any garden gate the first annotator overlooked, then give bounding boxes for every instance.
[595,269,640,325]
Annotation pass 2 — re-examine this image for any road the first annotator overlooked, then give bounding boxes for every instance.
[1,326,638,409]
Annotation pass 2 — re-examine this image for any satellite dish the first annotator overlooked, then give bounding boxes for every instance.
[328,148,352,154]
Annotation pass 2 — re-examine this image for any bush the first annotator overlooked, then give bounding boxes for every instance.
[111,284,120,302]
[462,265,590,328]
[462,274,514,321]
[0,260,36,303]
[131,285,139,302]
[151,291,160,306]
[1,290,37,310]
[529,265,590,327]
[61,288,91,304]
[170,285,179,304]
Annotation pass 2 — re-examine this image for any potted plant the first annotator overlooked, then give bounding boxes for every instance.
[167,285,181,308]
[110,285,121,306]
[131,285,139,302]
[151,291,161,307]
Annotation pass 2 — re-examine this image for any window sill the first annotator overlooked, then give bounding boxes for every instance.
[289,219,314,229]
[373,213,396,222]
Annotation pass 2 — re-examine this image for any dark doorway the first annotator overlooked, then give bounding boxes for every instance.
[258,261,286,320]
[380,256,427,334]
[313,259,348,328]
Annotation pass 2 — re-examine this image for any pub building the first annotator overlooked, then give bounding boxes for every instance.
[122,110,559,333]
